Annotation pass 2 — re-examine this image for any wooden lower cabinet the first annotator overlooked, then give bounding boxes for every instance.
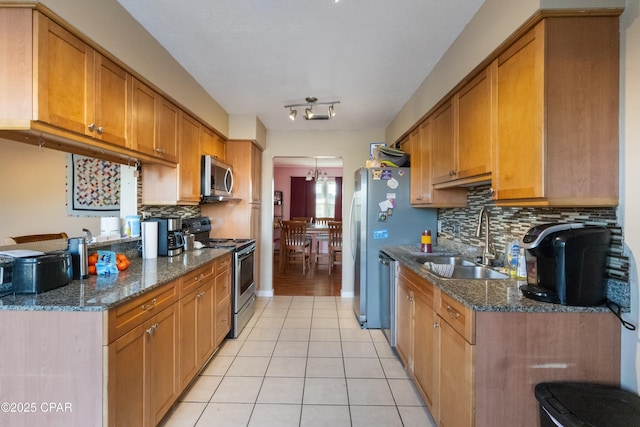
[438,319,473,427]
[108,255,233,427]
[109,304,179,427]
[178,280,215,390]
[396,264,620,427]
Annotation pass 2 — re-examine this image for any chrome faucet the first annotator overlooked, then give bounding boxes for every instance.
[475,206,495,266]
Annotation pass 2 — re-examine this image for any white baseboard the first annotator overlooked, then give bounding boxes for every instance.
[341,291,354,298]
[256,289,274,298]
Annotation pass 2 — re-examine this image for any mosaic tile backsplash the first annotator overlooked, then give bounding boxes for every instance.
[436,185,630,309]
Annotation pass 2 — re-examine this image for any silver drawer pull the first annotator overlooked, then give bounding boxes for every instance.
[197,291,206,298]
[146,323,158,335]
[141,298,157,310]
[446,305,460,319]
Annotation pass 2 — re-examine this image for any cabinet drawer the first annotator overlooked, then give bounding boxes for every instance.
[108,280,178,343]
[439,292,475,344]
[215,301,231,344]
[181,263,213,297]
[398,265,438,309]
[215,253,232,274]
[215,279,231,309]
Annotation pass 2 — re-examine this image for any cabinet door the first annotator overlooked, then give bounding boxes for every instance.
[36,14,94,135]
[396,280,413,371]
[439,319,474,427]
[130,78,157,156]
[431,99,456,184]
[409,126,430,205]
[157,97,179,163]
[178,112,202,203]
[196,281,215,366]
[148,304,179,427]
[250,143,262,203]
[457,67,492,180]
[94,54,129,146]
[178,289,198,390]
[413,291,439,417]
[110,322,147,427]
[494,26,544,201]
[201,125,225,160]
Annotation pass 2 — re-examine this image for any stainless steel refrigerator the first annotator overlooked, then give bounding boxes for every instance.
[350,167,437,329]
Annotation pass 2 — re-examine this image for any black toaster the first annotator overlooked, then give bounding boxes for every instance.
[12,252,73,294]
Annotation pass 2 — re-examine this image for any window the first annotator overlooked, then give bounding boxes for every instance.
[315,179,337,218]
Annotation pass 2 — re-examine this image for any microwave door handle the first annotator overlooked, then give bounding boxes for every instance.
[225,167,234,194]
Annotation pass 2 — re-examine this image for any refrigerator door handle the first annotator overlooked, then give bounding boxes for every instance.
[349,192,357,261]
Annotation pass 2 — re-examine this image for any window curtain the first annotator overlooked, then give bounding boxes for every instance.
[334,177,343,221]
[290,177,316,219]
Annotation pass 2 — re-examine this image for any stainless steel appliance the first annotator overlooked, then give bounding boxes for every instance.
[12,252,72,294]
[201,155,235,202]
[146,217,184,257]
[350,167,437,328]
[378,251,397,346]
[520,223,611,306]
[182,216,256,338]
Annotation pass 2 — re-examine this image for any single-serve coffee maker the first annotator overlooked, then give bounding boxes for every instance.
[520,223,610,306]
[146,217,184,257]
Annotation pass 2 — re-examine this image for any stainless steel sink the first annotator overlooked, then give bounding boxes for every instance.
[416,256,476,267]
[446,266,509,280]
[416,255,510,280]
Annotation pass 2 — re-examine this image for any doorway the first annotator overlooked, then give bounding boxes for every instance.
[272,156,343,296]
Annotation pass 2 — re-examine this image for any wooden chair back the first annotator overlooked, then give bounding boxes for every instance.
[10,232,69,244]
[314,217,333,227]
[328,222,342,250]
[292,217,313,224]
[282,221,310,248]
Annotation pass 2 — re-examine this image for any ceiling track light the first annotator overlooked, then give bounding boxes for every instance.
[284,97,340,121]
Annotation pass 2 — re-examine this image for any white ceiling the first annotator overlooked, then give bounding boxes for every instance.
[117,0,485,132]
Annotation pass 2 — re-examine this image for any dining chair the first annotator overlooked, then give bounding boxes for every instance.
[9,232,69,244]
[327,221,342,275]
[314,217,333,265]
[282,221,311,274]
[292,217,313,224]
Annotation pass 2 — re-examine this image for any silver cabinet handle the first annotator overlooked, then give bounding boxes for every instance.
[141,298,157,310]
[433,322,439,328]
[88,123,96,132]
[196,291,206,299]
[96,126,104,135]
[146,323,158,335]
[446,305,460,319]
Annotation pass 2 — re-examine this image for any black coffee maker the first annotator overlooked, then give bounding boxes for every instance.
[520,223,610,306]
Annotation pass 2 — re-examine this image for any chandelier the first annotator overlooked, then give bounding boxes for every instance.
[284,97,340,121]
[305,158,329,182]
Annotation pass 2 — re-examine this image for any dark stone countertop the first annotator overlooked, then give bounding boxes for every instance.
[0,248,231,312]
[382,246,611,313]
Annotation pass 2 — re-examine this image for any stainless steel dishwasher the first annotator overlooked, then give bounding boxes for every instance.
[378,251,397,347]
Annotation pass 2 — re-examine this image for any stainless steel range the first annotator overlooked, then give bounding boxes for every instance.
[183,216,256,338]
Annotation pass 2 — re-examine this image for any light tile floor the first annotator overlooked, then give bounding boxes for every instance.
[161,296,437,427]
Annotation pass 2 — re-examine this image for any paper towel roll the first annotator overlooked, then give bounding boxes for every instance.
[142,221,158,259]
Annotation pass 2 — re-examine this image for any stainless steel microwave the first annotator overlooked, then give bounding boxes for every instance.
[201,155,234,201]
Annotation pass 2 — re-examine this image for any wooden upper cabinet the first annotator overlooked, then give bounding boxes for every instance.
[494,17,619,206]
[201,125,226,161]
[408,118,466,208]
[178,112,202,203]
[225,140,262,203]
[131,78,178,163]
[35,14,129,147]
[431,99,455,185]
[456,67,492,181]
[156,97,180,163]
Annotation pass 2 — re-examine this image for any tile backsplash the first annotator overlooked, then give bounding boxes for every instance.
[437,185,630,308]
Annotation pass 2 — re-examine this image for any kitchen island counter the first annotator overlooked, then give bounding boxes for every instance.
[382,245,612,313]
[0,248,230,311]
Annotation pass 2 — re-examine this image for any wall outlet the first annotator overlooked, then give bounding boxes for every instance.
[437,220,442,233]
[454,222,461,238]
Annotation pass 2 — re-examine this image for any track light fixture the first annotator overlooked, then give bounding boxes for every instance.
[284,97,340,121]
